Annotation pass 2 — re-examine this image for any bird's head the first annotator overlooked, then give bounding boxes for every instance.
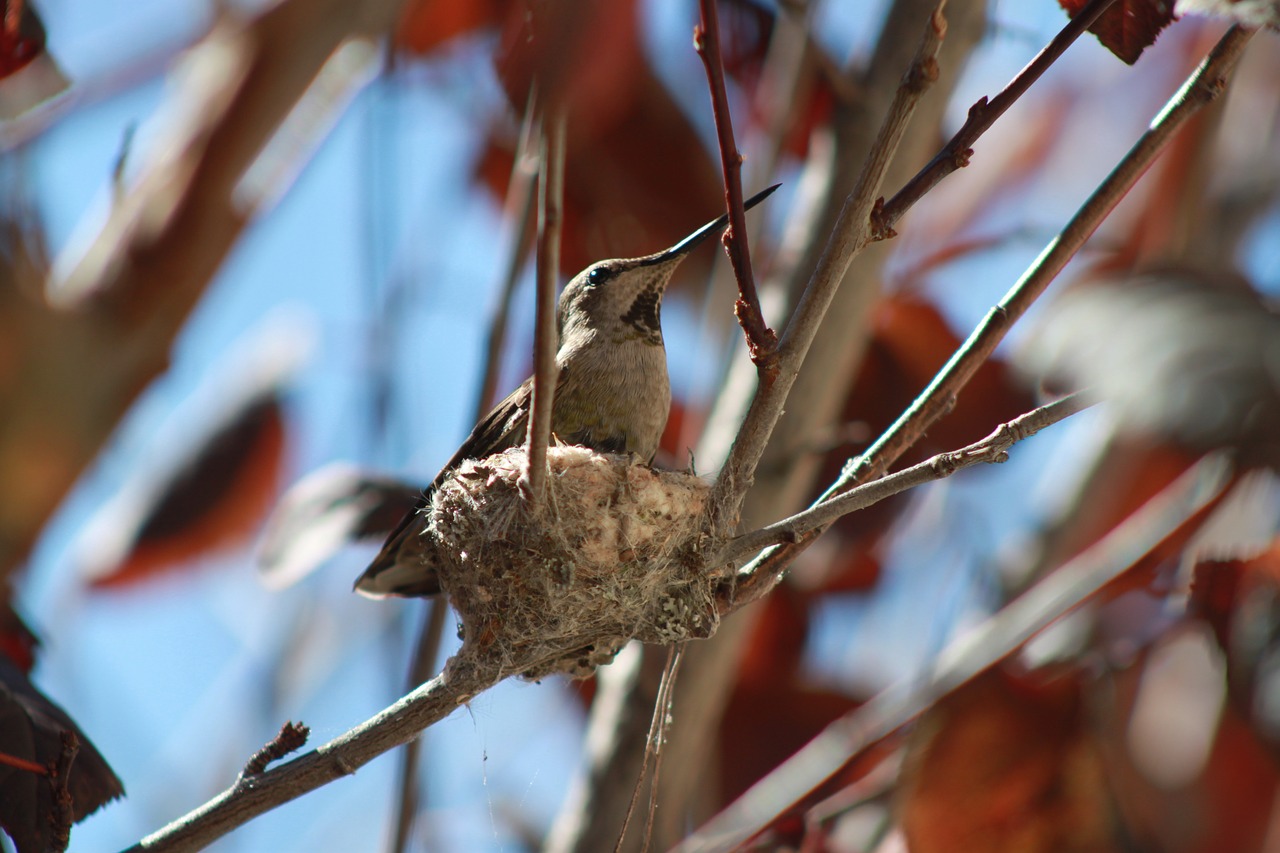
[556,184,779,349]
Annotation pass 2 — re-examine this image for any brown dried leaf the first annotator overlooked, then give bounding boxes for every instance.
[1059,0,1177,65]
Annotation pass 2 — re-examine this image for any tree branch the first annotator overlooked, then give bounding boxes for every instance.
[121,653,524,852]
[678,453,1237,852]
[708,1,949,534]
[874,0,1119,236]
[695,0,776,364]
[524,107,566,505]
[714,393,1091,582]
[731,23,1256,602]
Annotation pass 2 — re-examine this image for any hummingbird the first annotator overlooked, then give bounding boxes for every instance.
[354,184,779,598]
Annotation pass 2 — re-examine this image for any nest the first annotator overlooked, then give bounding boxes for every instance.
[427,445,726,680]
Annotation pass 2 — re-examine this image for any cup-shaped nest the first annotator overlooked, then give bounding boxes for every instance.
[429,445,726,680]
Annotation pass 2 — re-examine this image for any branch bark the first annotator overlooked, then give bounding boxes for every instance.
[695,0,776,363]
[524,107,566,505]
[677,453,1237,852]
[708,0,950,535]
[875,0,1119,234]
[730,23,1256,605]
[120,653,522,852]
[714,393,1091,578]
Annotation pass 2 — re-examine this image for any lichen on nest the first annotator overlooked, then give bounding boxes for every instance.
[426,445,727,680]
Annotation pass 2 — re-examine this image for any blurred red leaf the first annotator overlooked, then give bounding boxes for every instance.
[0,1,45,79]
[88,395,288,589]
[0,604,36,675]
[258,463,423,589]
[900,665,1117,853]
[1058,0,1176,65]
[395,0,511,53]
[1102,632,1279,853]
[721,589,864,810]
[476,0,724,274]
[1190,538,1280,751]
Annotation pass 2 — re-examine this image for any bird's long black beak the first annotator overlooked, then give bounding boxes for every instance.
[641,183,780,266]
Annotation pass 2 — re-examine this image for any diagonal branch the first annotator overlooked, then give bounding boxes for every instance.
[695,0,776,364]
[680,453,1238,852]
[120,651,549,852]
[874,0,1119,236]
[708,1,949,533]
[713,393,1092,582]
[728,23,1257,606]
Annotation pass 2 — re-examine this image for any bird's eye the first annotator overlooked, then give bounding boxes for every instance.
[587,267,612,286]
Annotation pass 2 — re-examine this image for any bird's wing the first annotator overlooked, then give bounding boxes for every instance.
[434,375,535,484]
[354,373,546,598]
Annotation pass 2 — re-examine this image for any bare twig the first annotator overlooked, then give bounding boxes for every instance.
[0,749,48,775]
[695,0,776,365]
[679,454,1237,853]
[640,646,683,853]
[714,393,1091,582]
[732,24,1257,604]
[123,654,523,852]
[48,731,79,853]
[524,107,566,505]
[709,1,948,533]
[615,646,684,853]
[875,0,1119,236]
[239,721,310,780]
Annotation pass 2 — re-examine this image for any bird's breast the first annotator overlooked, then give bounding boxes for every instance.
[554,340,671,460]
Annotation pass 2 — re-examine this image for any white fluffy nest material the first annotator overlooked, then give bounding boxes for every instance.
[429,445,726,680]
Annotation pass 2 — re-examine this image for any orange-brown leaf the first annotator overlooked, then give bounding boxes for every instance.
[900,666,1117,853]
[90,397,287,589]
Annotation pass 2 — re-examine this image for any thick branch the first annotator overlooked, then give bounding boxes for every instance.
[875,0,1118,235]
[733,23,1256,600]
[714,393,1091,578]
[709,1,948,532]
[695,0,776,363]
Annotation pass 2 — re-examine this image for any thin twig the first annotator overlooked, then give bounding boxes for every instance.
[695,0,776,365]
[239,721,310,781]
[729,24,1257,606]
[714,393,1092,580]
[123,653,527,852]
[874,0,1119,237]
[680,454,1237,853]
[709,1,948,533]
[524,107,566,506]
[640,646,684,853]
[0,750,48,775]
[48,731,79,853]
[614,645,685,853]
